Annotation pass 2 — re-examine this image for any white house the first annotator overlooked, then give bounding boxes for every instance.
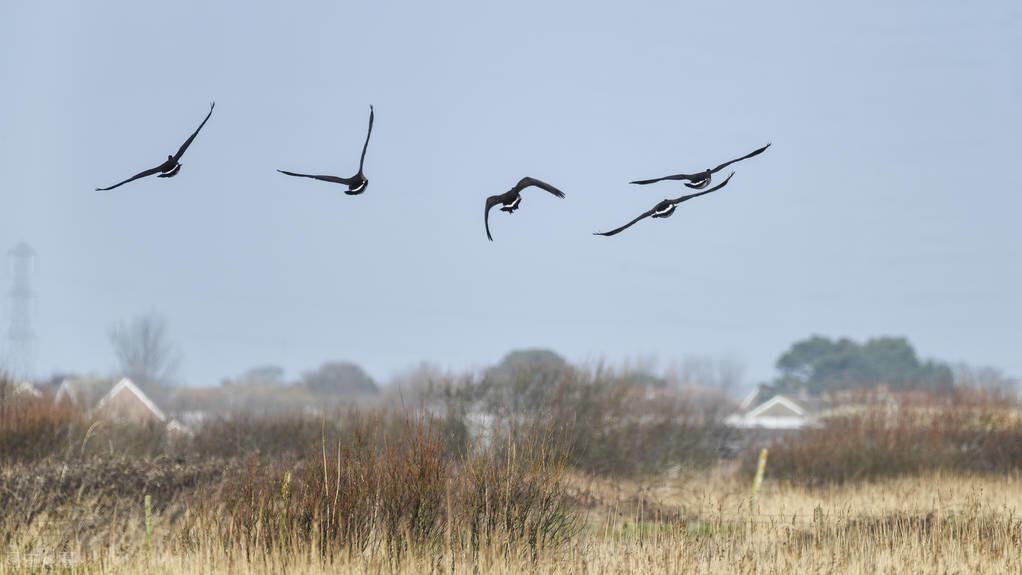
[727,390,829,430]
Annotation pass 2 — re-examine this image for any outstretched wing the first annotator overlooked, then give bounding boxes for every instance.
[172,102,215,162]
[484,194,507,241]
[358,106,374,172]
[669,172,734,203]
[594,206,659,237]
[514,176,566,198]
[95,164,165,191]
[629,171,701,186]
[276,169,358,185]
[710,143,770,174]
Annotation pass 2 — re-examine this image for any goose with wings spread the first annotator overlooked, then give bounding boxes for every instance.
[595,172,734,237]
[95,102,215,191]
[484,177,566,241]
[630,143,768,189]
[277,106,374,195]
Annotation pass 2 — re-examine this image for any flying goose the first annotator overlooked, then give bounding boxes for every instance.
[630,143,768,189]
[277,106,374,195]
[595,172,734,237]
[484,177,566,241]
[95,102,215,191]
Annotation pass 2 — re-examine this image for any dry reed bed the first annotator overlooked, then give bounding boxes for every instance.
[4,382,1022,572]
[3,472,1022,574]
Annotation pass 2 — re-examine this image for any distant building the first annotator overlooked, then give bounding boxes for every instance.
[165,418,193,437]
[727,388,830,430]
[54,378,117,410]
[93,378,166,424]
[55,377,178,429]
[0,381,43,411]
[12,381,42,399]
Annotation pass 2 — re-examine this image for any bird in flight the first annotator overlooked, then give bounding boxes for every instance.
[95,102,215,191]
[595,172,735,237]
[630,143,768,190]
[484,177,566,241]
[277,106,374,195]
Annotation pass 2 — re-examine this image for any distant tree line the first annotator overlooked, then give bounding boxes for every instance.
[768,335,956,395]
[105,311,1012,409]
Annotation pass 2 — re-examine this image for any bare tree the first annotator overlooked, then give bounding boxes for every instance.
[953,363,1018,392]
[109,312,181,387]
[667,354,746,397]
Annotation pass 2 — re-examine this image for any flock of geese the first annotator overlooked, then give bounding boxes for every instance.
[94,103,771,240]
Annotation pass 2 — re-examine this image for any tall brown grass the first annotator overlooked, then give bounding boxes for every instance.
[426,364,735,476]
[0,377,174,463]
[5,471,1022,573]
[191,415,577,561]
[0,393,80,462]
[0,409,577,565]
[750,389,1022,484]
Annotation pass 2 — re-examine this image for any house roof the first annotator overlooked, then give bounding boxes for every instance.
[728,391,833,430]
[738,387,765,411]
[93,378,166,422]
[54,378,117,408]
[738,387,833,417]
[13,381,42,398]
[746,395,809,418]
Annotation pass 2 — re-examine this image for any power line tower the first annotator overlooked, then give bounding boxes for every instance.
[6,242,36,380]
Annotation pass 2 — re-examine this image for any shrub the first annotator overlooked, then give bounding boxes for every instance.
[751,390,1022,484]
[431,365,734,476]
[199,413,577,558]
[0,378,81,462]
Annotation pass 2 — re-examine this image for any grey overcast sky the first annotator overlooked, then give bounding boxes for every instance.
[1,1,1020,386]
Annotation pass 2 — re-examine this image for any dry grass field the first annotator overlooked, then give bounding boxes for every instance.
[3,382,1022,574]
[3,471,1021,574]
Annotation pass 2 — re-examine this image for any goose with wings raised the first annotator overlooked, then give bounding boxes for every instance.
[484,177,566,241]
[277,106,374,195]
[595,172,734,237]
[95,102,215,191]
[630,143,768,190]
